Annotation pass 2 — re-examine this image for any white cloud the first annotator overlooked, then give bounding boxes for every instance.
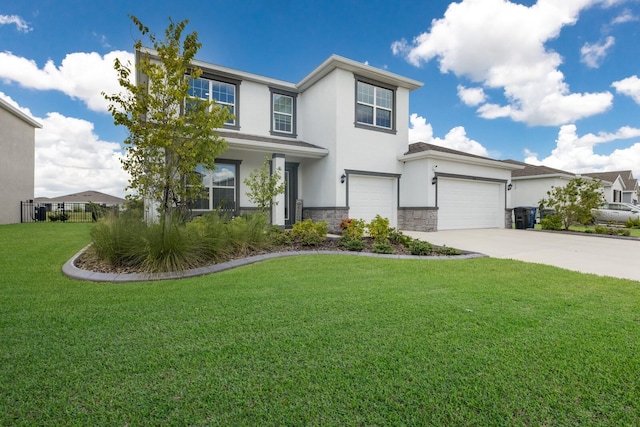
[1,92,129,198]
[0,50,134,112]
[409,113,490,157]
[611,8,639,24]
[612,75,640,103]
[524,124,640,177]
[0,14,31,32]
[392,0,615,126]
[580,36,615,68]
[457,85,487,106]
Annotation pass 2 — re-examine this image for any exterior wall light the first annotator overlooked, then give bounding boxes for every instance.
[432,176,437,185]
[507,183,513,191]
[340,174,346,184]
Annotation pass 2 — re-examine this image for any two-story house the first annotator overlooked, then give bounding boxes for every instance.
[139,49,521,232]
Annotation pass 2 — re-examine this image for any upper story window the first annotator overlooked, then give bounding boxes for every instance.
[188,75,240,129]
[355,76,396,134]
[270,88,297,137]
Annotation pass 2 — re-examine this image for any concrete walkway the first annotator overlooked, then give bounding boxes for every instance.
[403,228,640,282]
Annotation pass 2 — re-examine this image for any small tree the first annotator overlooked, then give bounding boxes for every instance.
[539,177,604,230]
[244,156,286,214]
[102,16,230,228]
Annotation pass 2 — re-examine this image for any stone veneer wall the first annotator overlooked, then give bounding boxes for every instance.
[398,207,438,232]
[504,208,513,229]
[302,207,349,233]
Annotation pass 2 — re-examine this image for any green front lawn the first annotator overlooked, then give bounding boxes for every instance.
[2,223,639,425]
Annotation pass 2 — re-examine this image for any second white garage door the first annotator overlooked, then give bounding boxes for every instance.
[438,178,502,230]
[349,175,397,227]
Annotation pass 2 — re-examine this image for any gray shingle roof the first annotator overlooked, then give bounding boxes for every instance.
[502,159,575,178]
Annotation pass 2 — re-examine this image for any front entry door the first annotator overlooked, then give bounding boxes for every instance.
[285,162,299,228]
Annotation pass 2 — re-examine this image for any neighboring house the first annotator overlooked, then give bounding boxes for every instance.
[34,190,126,211]
[0,97,42,225]
[139,49,524,231]
[505,160,578,208]
[583,171,638,205]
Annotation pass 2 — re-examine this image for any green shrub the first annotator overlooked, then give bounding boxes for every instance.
[618,229,631,237]
[407,239,433,256]
[540,215,563,230]
[372,240,394,254]
[340,218,366,240]
[434,246,462,256]
[291,219,328,246]
[389,228,412,246]
[339,237,366,252]
[225,214,269,255]
[50,211,70,222]
[267,226,293,247]
[624,218,640,229]
[367,215,391,241]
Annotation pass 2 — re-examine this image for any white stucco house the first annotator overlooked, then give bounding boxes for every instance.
[583,171,637,204]
[138,49,524,231]
[0,97,42,225]
[505,160,578,209]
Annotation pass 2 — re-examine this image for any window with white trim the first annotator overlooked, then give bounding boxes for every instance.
[188,77,238,127]
[355,79,395,131]
[270,88,297,137]
[273,94,293,133]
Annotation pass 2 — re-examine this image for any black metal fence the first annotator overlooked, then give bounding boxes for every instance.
[20,201,115,223]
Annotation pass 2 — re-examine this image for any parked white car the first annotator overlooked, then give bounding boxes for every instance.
[591,203,640,223]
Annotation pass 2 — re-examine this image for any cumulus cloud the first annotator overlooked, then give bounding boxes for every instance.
[409,113,490,157]
[392,0,615,126]
[524,124,640,176]
[580,36,615,68]
[457,85,487,107]
[0,14,31,32]
[612,75,640,104]
[0,92,129,198]
[0,50,134,112]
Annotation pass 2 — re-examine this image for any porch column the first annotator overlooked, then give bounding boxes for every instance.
[272,153,286,228]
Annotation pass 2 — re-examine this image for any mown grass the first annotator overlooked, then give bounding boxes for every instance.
[1,223,639,425]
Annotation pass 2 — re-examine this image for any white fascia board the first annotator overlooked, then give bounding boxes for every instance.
[398,150,524,171]
[297,54,424,92]
[511,173,576,181]
[137,47,297,92]
[226,137,329,159]
[0,97,42,128]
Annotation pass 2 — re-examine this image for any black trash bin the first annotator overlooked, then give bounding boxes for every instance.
[36,206,47,222]
[514,206,537,229]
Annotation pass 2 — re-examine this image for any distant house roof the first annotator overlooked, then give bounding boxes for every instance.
[582,171,625,188]
[584,170,638,191]
[0,97,42,129]
[35,190,126,204]
[503,159,575,178]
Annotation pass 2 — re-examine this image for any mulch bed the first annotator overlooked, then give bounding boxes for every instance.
[74,237,454,275]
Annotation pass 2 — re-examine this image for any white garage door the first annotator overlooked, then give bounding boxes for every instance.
[349,175,397,227]
[438,178,502,230]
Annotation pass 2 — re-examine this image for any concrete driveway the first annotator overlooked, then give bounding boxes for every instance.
[403,228,640,282]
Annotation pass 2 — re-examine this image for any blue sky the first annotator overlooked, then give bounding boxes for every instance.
[2,0,640,198]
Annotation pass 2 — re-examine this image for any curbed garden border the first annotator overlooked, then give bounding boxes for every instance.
[62,245,487,283]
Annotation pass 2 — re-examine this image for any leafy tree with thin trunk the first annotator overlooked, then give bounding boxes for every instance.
[102,15,230,228]
[244,155,286,214]
[539,177,604,230]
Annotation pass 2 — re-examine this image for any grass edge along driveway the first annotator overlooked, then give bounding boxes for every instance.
[1,223,639,426]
